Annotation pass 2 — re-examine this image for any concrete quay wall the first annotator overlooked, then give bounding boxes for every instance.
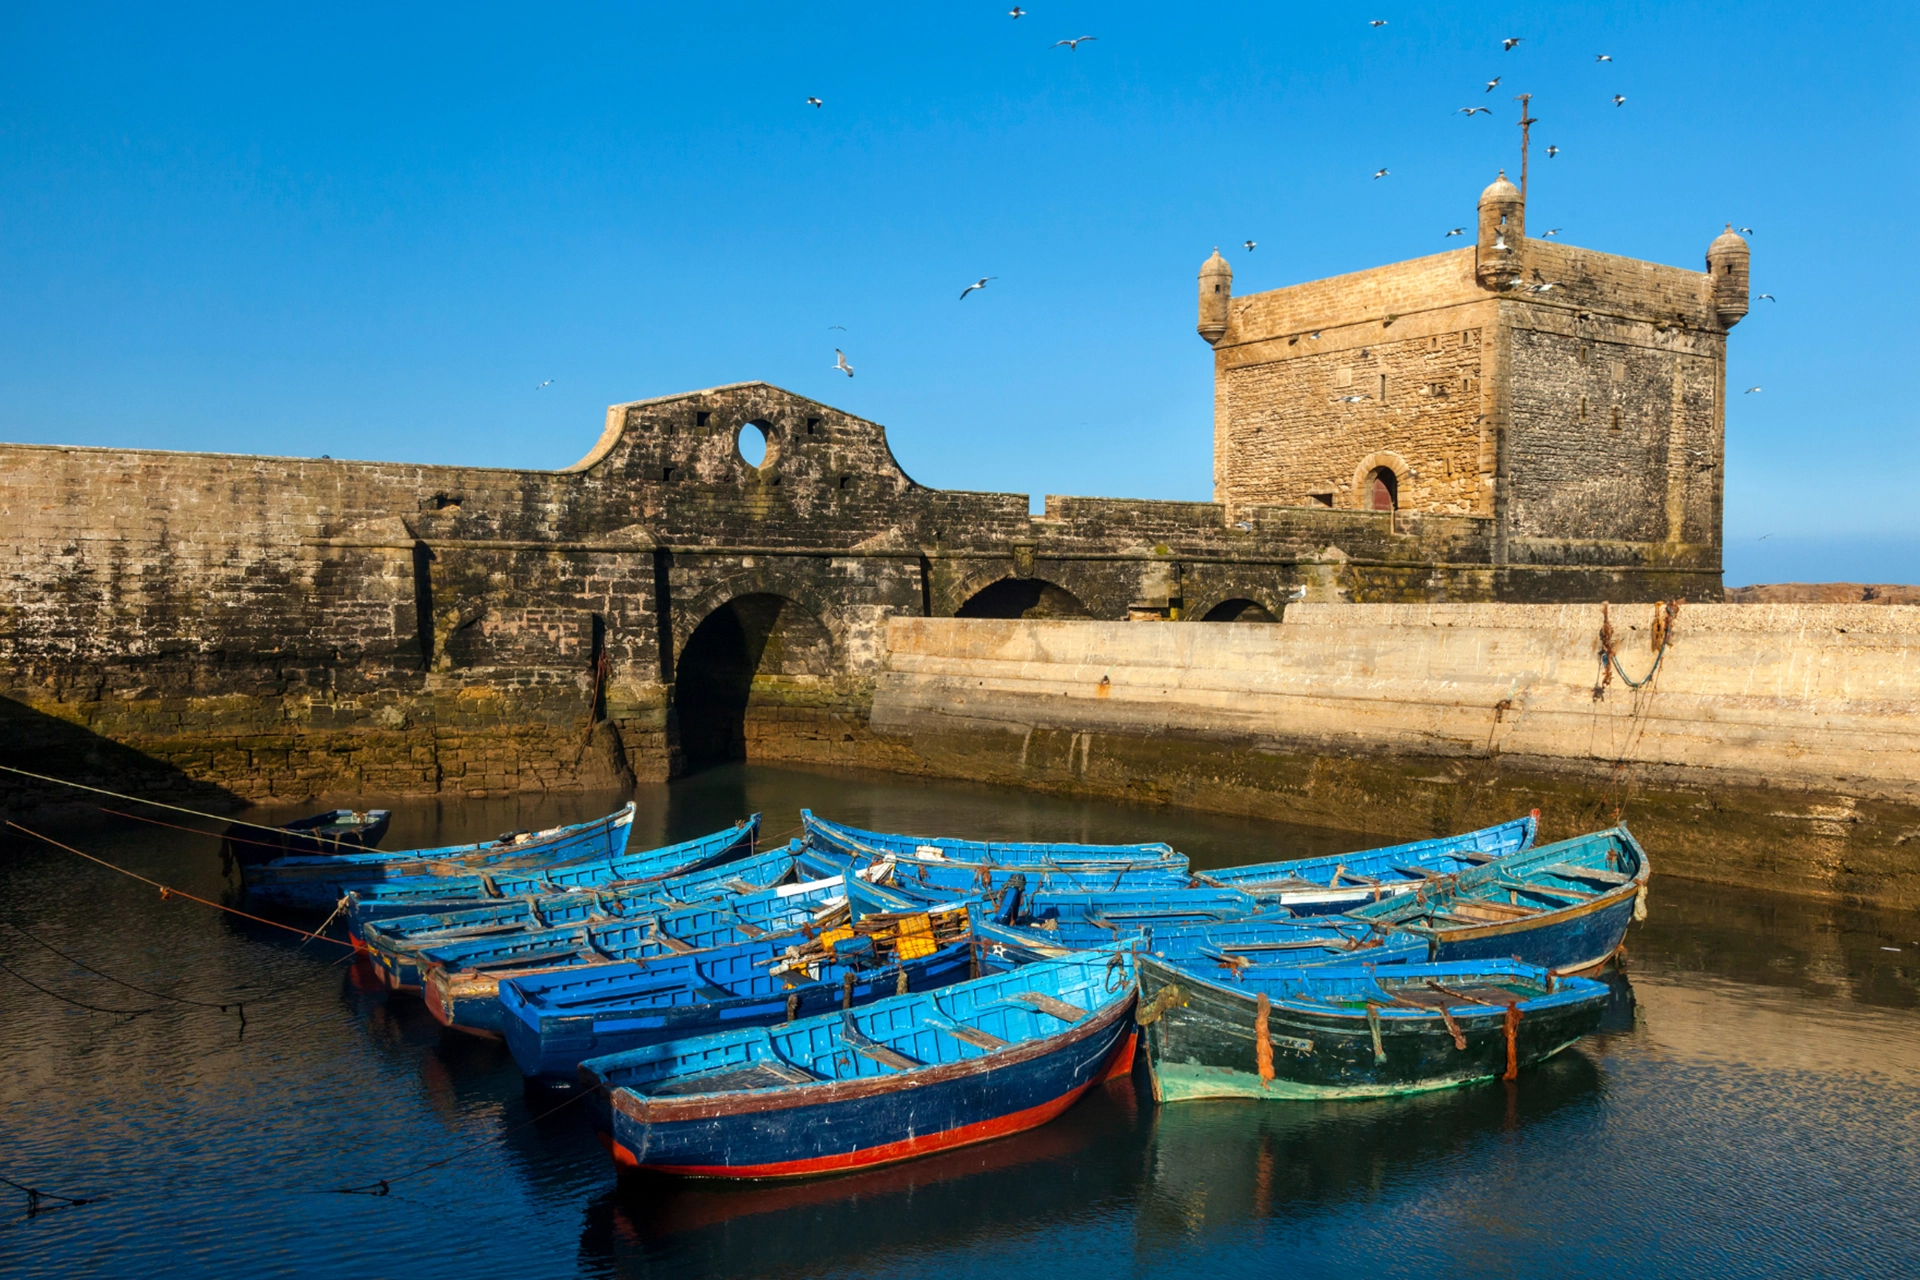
[865,605,1920,906]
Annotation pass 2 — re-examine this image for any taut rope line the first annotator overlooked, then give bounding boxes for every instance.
[0,763,313,840]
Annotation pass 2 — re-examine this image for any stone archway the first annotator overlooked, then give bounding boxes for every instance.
[954,577,1090,619]
[672,592,834,774]
[1199,598,1278,622]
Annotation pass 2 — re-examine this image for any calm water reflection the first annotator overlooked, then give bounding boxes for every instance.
[3,763,1917,1279]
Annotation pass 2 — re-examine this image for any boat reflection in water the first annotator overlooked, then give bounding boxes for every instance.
[573,978,1623,1276]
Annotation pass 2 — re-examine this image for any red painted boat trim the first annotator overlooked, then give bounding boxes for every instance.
[612,1062,1112,1178]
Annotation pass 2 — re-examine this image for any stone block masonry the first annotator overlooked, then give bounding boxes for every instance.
[869,606,1920,907]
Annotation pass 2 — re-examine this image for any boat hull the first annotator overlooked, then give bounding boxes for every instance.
[1137,956,1606,1101]
[588,998,1136,1178]
[501,942,981,1084]
[1426,888,1638,972]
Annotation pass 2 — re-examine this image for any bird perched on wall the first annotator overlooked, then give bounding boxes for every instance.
[806,96,822,108]
[1612,95,1627,106]
[1052,36,1096,49]
[1503,37,1524,51]
[1373,167,1390,179]
[1445,227,1466,236]
[832,349,854,377]
[1307,331,1321,339]
[1457,106,1491,116]
[1243,240,1256,251]
[1744,386,1762,394]
[1758,294,1776,302]
[959,277,996,300]
[1485,76,1501,92]
[1595,53,1612,62]
[535,379,553,389]
[1008,5,1024,15]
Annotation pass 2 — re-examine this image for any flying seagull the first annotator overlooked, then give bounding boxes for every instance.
[1503,37,1524,51]
[1457,106,1491,116]
[827,324,847,331]
[806,96,822,108]
[1445,227,1466,236]
[1744,386,1761,394]
[833,349,854,377]
[959,277,996,300]
[1612,94,1626,107]
[1370,19,1387,27]
[1546,145,1560,157]
[535,379,553,389]
[1307,330,1321,339]
[1052,36,1097,49]
[1542,228,1562,237]
[1596,53,1612,62]
[1332,394,1372,403]
[1009,5,1024,15]
[1739,226,1755,235]
[1243,240,1257,251]
[1485,76,1502,92]
[1526,281,1561,293]
[1758,294,1776,302]
[1373,167,1390,179]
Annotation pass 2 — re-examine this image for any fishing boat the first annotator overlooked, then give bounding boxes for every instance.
[1343,826,1651,972]
[499,904,984,1084]
[355,840,834,991]
[1135,954,1611,1102]
[421,877,852,1034]
[1143,916,1427,972]
[221,808,392,870]
[577,946,1139,1178]
[241,802,641,909]
[813,842,1191,896]
[803,810,1187,872]
[343,816,766,931]
[1191,813,1539,914]
[847,871,1262,951]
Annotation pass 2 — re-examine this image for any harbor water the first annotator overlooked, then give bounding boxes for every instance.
[3,763,1917,1278]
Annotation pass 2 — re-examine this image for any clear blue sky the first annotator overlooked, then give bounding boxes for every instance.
[3,2,1913,585]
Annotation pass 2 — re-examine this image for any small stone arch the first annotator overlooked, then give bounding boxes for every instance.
[1198,598,1279,622]
[954,577,1090,620]
[670,566,840,667]
[1352,451,1411,512]
[670,576,837,774]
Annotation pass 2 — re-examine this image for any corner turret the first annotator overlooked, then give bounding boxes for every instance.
[1198,248,1232,344]
[1706,225,1749,328]
[1476,171,1524,289]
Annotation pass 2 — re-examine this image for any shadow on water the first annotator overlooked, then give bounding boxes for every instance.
[573,1040,1610,1279]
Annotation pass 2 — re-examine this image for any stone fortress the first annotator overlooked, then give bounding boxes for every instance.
[2,172,1751,806]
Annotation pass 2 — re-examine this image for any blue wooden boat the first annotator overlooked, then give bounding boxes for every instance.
[221,808,392,870]
[803,810,1186,870]
[356,841,835,992]
[499,904,986,1084]
[1191,814,1539,914]
[241,802,639,909]
[1142,917,1427,972]
[344,816,765,932]
[807,841,1191,897]
[851,870,1263,950]
[1136,954,1612,1101]
[422,877,853,1035]
[1343,826,1651,972]
[578,946,1139,1178]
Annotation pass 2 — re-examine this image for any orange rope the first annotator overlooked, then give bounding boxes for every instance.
[5,822,355,951]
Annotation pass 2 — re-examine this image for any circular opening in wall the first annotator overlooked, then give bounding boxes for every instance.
[737,422,769,468]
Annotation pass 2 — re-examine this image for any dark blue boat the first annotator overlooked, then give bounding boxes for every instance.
[422,876,852,1035]
[578,946,1139,1178]
[221,808,392,869]
[499,903,985,1085]
[344,816,764,931]
[1137,954,1612,1101]
[241,802,640,909]
[1343,825,1651,972]
[1192,814,1539,914]
[847,870,1263,951]
[1142,917,1427,972]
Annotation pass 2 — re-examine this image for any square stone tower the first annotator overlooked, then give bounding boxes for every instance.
[1199,174,1747,596]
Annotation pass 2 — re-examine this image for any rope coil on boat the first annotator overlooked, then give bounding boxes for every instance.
[1135,984,1183,1025]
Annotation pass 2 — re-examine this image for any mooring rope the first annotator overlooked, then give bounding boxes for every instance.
[0,957,157,1018]
[331,1088,593,1196]
[0,918,237,1011]
[0,1172,99,1219]
[5,822,355,951]
[0,764,310,839]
